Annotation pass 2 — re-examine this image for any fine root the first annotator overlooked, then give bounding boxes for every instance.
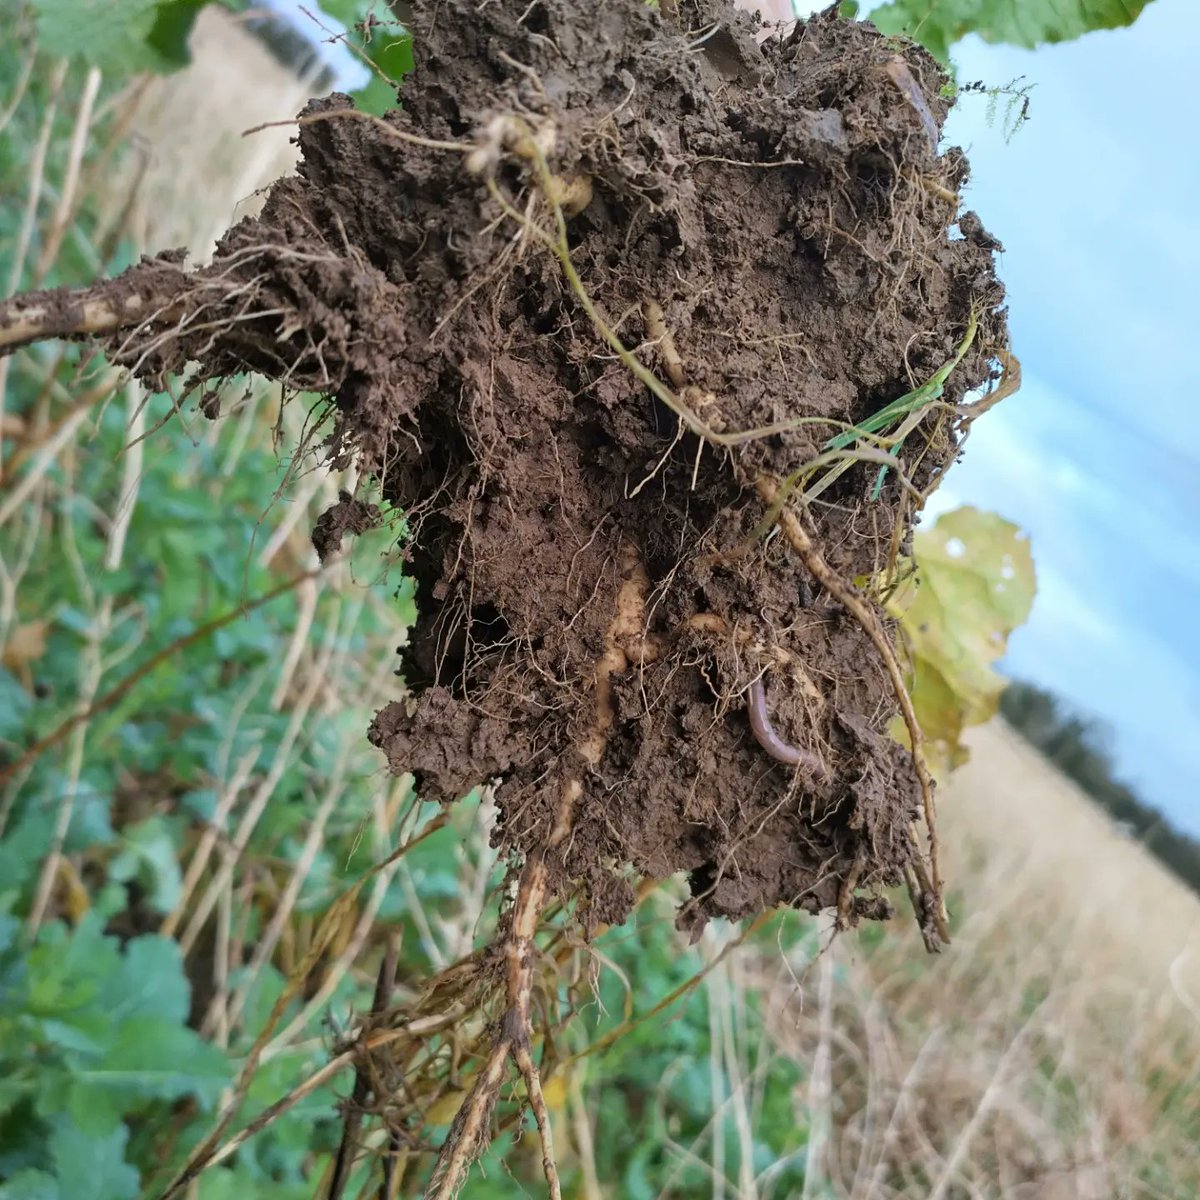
[753,473,950,949]
[425,545,648,1199]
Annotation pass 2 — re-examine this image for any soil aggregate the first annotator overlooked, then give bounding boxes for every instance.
[1,0,1009,937]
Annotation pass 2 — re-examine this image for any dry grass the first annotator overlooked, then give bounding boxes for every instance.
[747,722,1200,1198]
[101,6,319,261]
[946,721,1200,1001]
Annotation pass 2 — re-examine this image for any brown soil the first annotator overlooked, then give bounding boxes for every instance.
[0,1,1006,937]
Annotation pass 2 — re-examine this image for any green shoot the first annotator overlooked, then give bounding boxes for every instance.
[824,307,980,498]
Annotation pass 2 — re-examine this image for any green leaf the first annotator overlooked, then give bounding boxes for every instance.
[0,1170,60,1200]
[107,819,184,914]
[314,0,357,21]
[314,0,414,114]
[371,27,414,84]
[31,0,163,74]
[0,813,54,905]
[0,1088,48,1179]
[65,1019,230,1134]
[29,0,227,76]
[25,916,120,1031]
[868,0,1156,61]
[352,75,401,118]
[19,924,230,1133]
[63,779,116,852]
[0,668,31,739]
[49,1120,138,1200]
[196,1166,312,1200]
[105,934,191,1023]
[143,0,207,68]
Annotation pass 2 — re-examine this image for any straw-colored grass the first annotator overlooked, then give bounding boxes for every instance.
[743,721,1200,1198]
[104,6,316,262]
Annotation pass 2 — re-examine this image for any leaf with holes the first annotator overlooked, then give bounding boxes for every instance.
[888,505,1036,770]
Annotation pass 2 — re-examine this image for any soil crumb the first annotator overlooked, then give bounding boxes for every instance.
[312,490,382,562]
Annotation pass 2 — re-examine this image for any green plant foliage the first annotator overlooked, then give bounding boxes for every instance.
[867,0,1157,62]
[318,0,416,114]
[0,917,230,1195]
[28,0,223,75]
[571,912,811,1198]
[0,46,412,1193]
[888,505,1036,770]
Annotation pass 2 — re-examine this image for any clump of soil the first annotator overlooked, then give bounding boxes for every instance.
[1,0,1006,938]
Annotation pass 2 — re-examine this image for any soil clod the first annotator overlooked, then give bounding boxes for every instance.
[0,0,1009,941]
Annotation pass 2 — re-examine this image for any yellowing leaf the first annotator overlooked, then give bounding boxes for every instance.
[888,505,1036,771]
[2,619,49,674]
[540,1070,568,1115]
[56,856,91,923]
[427,1089,468,1125]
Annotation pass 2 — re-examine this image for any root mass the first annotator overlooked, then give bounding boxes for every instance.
[1,2,1011,945]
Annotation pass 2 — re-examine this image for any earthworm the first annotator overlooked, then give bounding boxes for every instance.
[747,677,827,778]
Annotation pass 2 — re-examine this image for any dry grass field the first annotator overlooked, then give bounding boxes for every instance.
[103,8,309,260]
[743,721,1200,1198]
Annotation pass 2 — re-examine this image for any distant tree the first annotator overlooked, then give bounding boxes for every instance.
[1000,681,1200,894]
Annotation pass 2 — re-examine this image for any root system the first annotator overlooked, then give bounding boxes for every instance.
[1,0,1010,1025]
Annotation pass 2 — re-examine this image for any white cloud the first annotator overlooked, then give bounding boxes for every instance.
[943,9,1199,455]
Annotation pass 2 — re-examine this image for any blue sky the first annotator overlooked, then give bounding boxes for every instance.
[888,2,1200,835]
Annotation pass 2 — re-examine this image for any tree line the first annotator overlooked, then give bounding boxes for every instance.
[1000,680,1200,894]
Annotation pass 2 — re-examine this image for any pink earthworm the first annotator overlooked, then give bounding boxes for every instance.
[747,677,827,779]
